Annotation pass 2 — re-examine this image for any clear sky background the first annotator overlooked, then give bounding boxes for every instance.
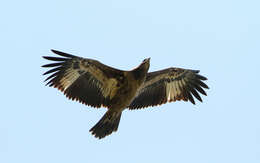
[1,0,259,162]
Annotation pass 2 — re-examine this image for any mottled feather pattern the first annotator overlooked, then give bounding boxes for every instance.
[42,50,117,108]
[129,80,167,109]
[42,50,81,89]
[128,68,209,109]
[42,50,209,139]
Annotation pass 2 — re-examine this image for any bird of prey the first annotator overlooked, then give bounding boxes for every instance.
[42,50,209,139]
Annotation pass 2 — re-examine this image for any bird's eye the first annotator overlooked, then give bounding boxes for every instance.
[142,58,150,63]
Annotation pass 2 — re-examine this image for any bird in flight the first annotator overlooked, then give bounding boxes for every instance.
[42,50,209,139]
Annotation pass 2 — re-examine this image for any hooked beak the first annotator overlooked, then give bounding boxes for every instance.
[145,58,150,63]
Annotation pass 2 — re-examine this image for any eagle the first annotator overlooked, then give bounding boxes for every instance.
[42,50,209,139]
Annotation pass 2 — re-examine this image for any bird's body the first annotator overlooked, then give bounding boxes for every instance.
[42,50,209,139]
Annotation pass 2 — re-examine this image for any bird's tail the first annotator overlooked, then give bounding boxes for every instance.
[89,110,122,139]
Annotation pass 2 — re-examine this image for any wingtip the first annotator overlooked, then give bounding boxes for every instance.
[50,49,76,58]
[51,49,65,55]
[51,49,58,54]
[42,56,50,63]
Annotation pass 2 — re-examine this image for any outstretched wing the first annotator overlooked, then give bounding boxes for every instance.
[42,50,125,108]
[128,68,209,109]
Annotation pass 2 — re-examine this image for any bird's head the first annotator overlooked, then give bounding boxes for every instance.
[132,57,150,80]
[141,57,150,72]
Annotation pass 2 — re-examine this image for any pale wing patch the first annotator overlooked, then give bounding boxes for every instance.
[102,78,118,99]
[166,76,190,102]
[79,59,108,83]
[42,50,128,108]
[59,69,81,91]
[166,81,182,102]
[128,68,209,109]
[78,59,119,99]
[166,82,173,101]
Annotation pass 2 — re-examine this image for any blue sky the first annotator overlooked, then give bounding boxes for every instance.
[1,0,260,162]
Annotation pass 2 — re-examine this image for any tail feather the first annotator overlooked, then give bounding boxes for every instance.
[89,111,122,139]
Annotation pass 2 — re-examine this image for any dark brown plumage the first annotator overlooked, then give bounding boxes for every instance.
[42,50,209,139]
